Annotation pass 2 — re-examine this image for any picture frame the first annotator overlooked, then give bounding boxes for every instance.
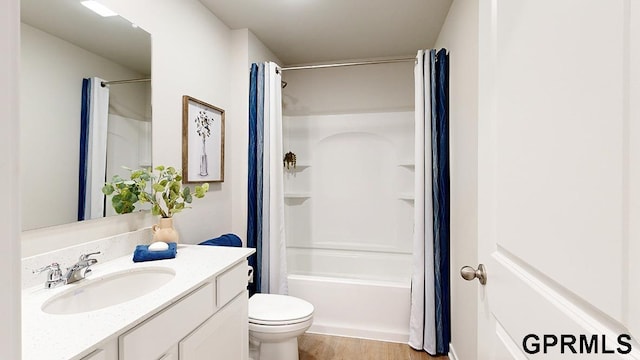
[182,95,225,183]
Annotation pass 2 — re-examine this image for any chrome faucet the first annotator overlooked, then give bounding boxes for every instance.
[34,252,102,289]
[33,263,64,289]
[64,252,100,284]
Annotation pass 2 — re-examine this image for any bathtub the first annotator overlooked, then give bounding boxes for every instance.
[288,274,411,343]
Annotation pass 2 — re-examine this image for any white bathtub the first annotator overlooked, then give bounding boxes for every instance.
[288,274,411,343]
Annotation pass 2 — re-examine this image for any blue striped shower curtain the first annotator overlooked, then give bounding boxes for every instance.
[409,48,450,356]
[78,77,109,221]
[247,62,288,296]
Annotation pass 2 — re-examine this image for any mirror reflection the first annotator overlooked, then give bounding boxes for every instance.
[20,0,152,231]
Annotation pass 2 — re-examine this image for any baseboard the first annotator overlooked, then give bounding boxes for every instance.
[448,343,459,360]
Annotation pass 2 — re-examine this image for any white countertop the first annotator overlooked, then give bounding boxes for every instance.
[22,244,254,360]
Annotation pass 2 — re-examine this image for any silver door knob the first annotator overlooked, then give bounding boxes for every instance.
[460,264,487,285]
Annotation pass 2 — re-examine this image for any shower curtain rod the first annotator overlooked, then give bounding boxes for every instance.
[279,57,416,71]
[101,78,151,87]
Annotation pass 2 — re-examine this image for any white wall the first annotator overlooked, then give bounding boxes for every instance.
[434,1,479,359]
[629,0,640,339]
[98,0,234,244]
[229,30,249,243]
[248,31,281,67]
[1,0,21,357]
[282,60,414,115]
[20,23,148,231]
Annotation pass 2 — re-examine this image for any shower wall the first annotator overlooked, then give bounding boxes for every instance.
[282,61,415,341]
[282,61,415,283]
[283,111,414,283]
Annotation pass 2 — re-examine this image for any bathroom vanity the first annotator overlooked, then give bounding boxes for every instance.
[22,245,254,360]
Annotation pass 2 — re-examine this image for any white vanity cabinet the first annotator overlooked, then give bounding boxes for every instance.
[23,245,254,360]
[118,261,249,360]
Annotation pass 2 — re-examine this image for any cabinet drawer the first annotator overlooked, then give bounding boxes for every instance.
[217,261,248,308]
[119,283,214,360]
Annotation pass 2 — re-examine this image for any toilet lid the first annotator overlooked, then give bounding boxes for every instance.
[249,294,314,325]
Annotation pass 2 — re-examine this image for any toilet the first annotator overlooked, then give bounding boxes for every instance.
[248,294,314,360]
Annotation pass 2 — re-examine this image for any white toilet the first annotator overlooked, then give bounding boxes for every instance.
[248,294,314,360]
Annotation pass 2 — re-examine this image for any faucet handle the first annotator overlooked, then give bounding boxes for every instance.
[33,263,64,288]
[33,262,61,275]
[65,252,100,284]
[79,251,101,261]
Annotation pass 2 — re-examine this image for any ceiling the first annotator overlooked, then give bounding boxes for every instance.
[199,0,453,66]
[20,0,451,71]
[21,0,151,75]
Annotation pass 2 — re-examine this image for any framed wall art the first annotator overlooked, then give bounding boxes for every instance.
[182,95,225,183]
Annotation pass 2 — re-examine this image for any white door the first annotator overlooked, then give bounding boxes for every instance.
[475,0,640,358]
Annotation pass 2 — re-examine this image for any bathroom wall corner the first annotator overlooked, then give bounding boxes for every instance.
[0,0,22,357]
[435,0,480,359]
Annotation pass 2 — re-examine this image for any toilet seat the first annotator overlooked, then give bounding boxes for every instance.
[249,294,314,326]
[249,313,314,326]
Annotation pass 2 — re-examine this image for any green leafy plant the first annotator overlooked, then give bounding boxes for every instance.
[102,166,209,218]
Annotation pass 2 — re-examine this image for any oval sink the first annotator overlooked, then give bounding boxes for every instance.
[42,267,176,315]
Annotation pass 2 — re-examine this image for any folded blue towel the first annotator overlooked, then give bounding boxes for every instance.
[133,242,178,262]
[199,233,242,248]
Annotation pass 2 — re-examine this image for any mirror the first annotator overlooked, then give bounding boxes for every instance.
[20,0,152,231]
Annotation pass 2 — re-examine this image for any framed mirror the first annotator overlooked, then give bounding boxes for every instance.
[20,0,152,231]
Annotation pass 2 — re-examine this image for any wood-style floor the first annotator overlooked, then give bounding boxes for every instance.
[298,333,449,360]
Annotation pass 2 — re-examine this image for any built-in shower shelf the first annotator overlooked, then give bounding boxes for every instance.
[284,192,311,199]
[284,164,311,172]
[397,193,415,201]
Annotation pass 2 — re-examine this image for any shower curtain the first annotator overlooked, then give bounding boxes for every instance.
[409,49,450,356]
[247,62,288,296]
[78,77,110,221]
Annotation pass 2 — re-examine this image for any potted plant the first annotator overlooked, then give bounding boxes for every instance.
[102,165,208,242]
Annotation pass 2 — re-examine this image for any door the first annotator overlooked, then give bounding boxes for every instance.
[476,0,640,358]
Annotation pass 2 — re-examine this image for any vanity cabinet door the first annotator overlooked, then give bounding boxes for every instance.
[179,292,248,360]
[119,283,215,360]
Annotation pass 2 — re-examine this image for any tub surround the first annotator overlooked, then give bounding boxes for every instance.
[282,110,414,343]
[22,244,254,360]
